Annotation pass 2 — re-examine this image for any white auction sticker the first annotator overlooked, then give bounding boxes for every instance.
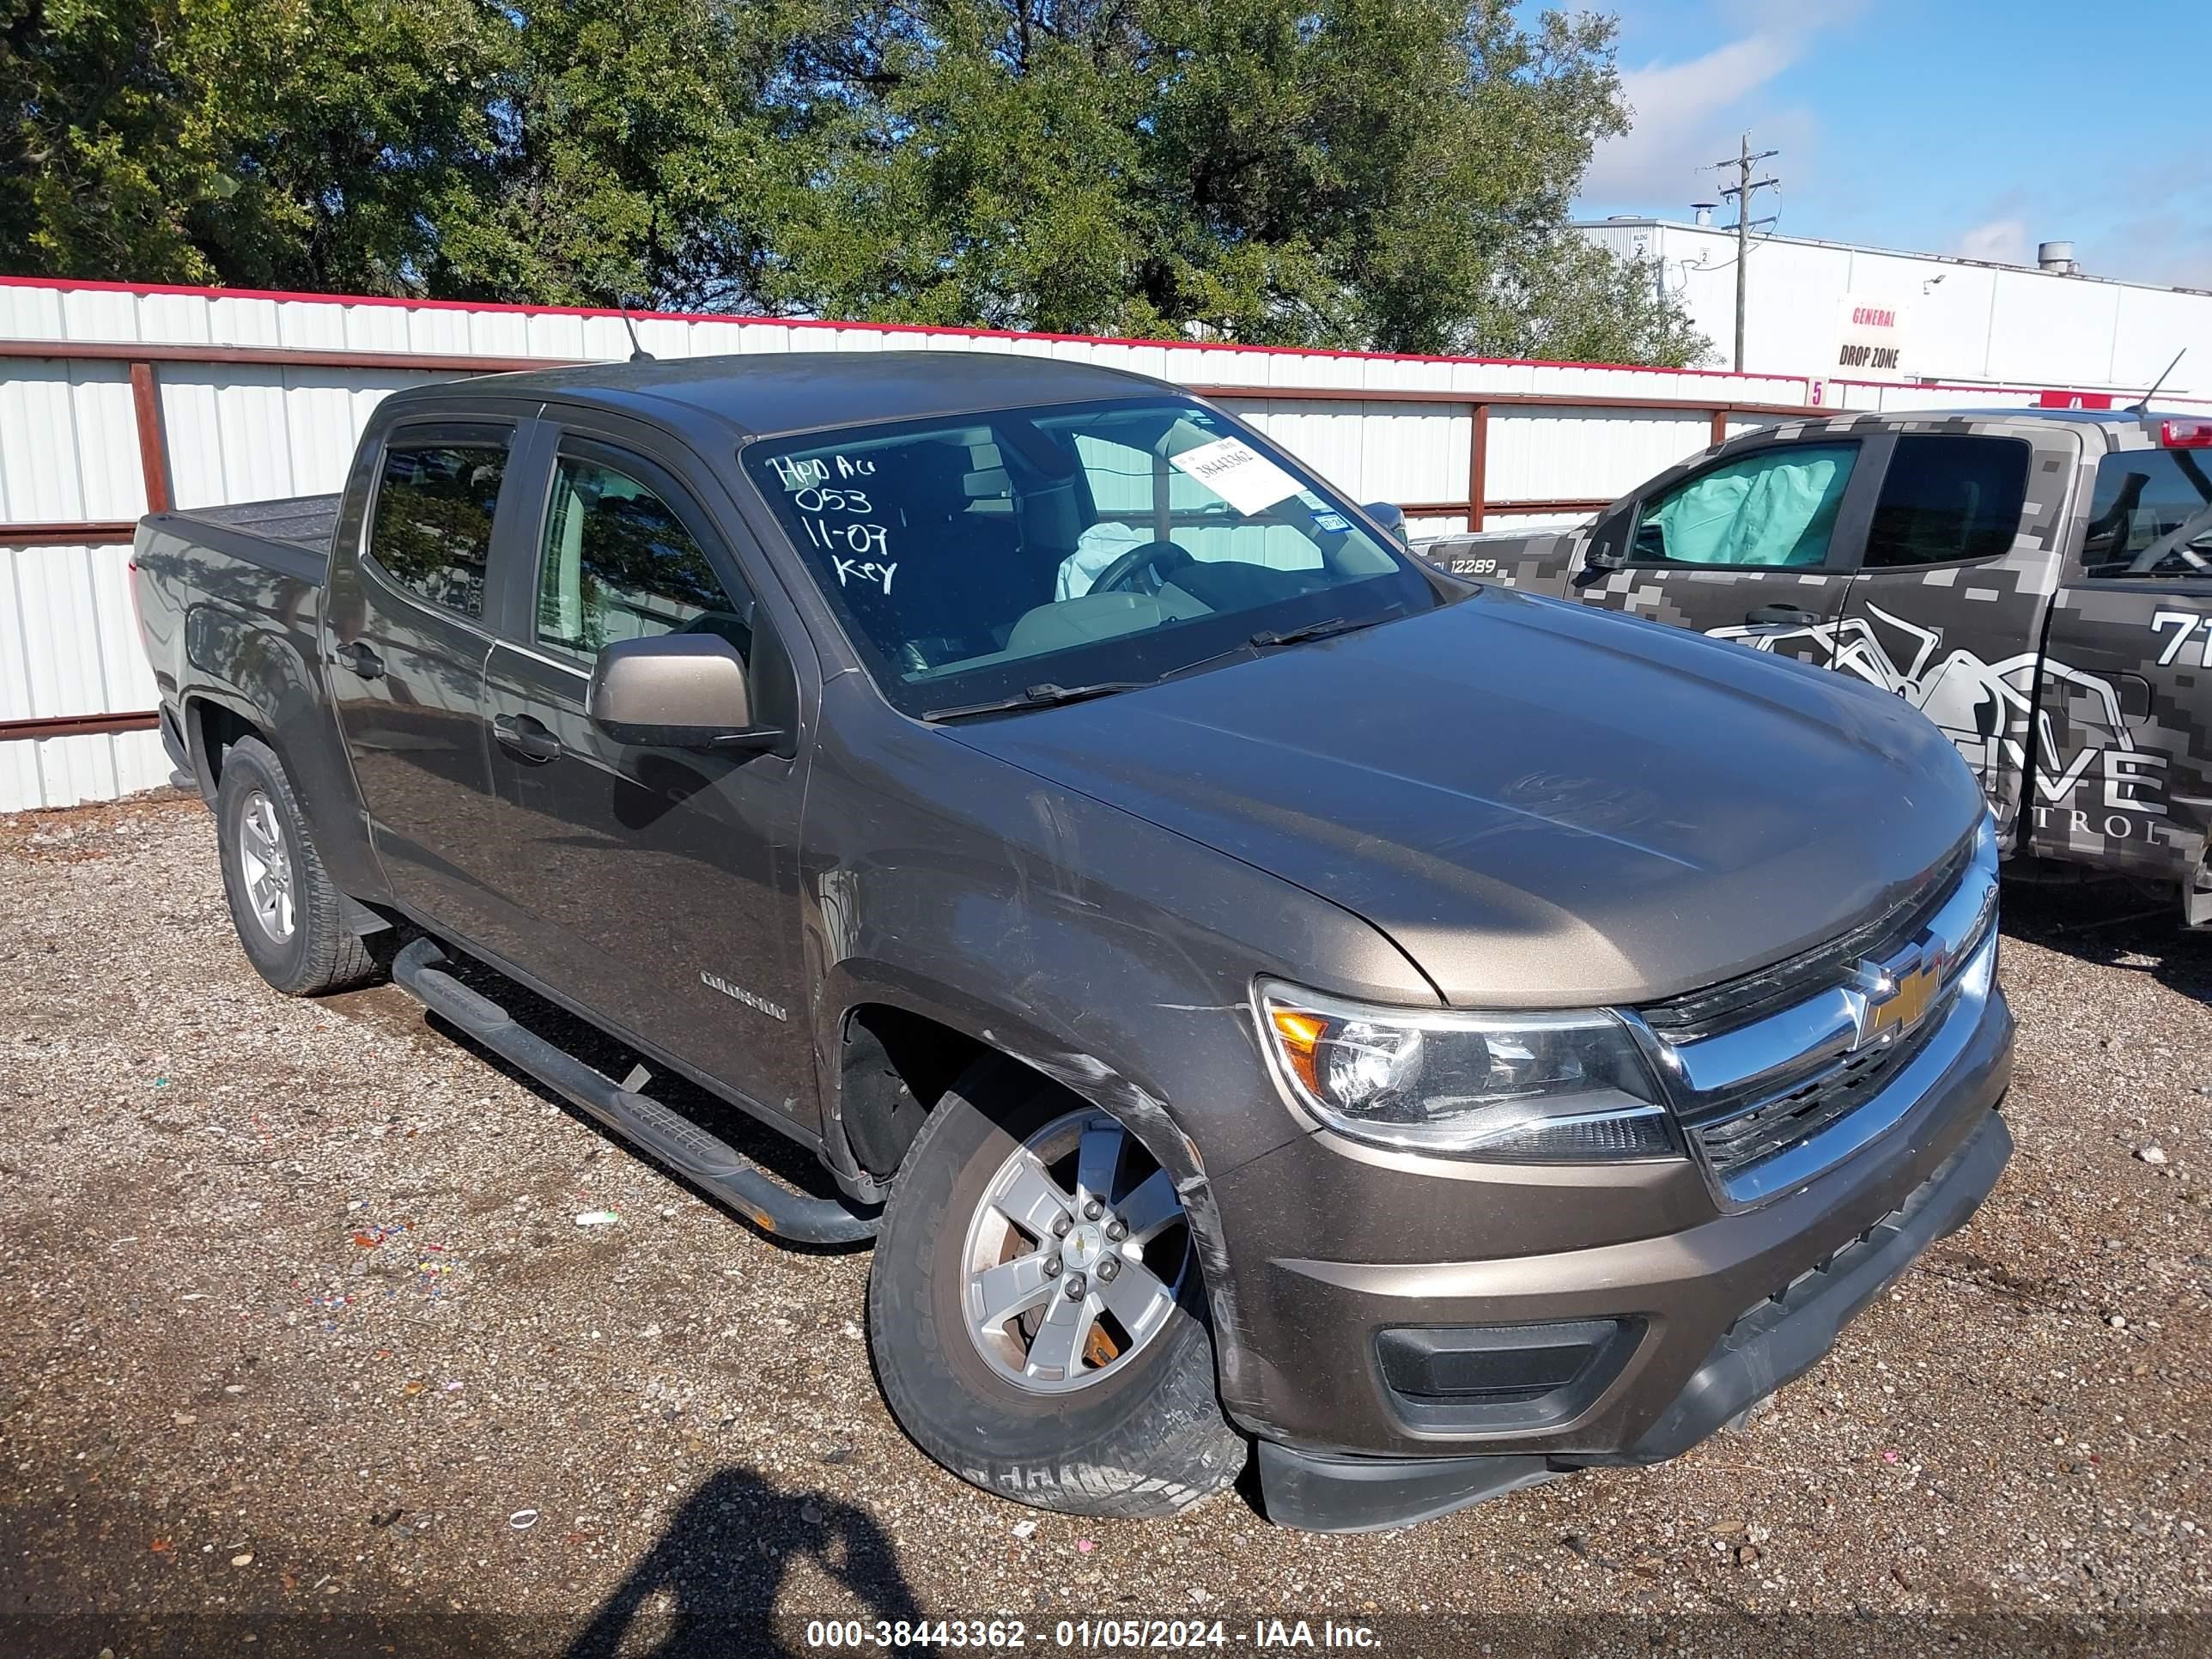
[1168,436,1302,517]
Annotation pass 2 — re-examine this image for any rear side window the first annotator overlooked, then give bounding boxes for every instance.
[1863,434,2030,568]
[535,453,752,661]
[1631,442,1859,568]
[2080,447,2212,580]
[367,440,509,618]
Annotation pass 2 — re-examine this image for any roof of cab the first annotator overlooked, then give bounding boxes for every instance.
[386,349,1170,441]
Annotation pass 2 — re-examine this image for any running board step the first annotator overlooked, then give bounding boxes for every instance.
[392,936,878,1244]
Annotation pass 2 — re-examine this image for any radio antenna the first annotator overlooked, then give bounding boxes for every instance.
[618,304,654,364]
[2131,347,2185,416]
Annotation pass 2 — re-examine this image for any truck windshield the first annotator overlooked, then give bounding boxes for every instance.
[740,397,1444,717]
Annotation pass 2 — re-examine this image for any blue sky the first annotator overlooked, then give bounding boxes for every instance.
[1569,0,2211,289]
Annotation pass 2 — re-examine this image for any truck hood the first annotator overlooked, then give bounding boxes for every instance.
[944,587,1986,1008]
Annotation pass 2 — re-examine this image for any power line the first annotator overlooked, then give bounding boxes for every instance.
[1709,132,1780,373]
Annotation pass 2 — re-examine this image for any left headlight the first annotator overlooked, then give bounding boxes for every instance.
[1256,980,1680,1162]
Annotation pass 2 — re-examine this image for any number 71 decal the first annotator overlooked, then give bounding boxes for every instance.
[2151,609,2209,666]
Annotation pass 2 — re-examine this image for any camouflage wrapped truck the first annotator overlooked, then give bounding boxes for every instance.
[1422,407,2212,921]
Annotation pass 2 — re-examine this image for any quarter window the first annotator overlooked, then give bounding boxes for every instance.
[1863,434,2030,568]
[2080,448,2212,580]
[536,455,751,661]
[367,440,509,617]
[1630,443,1860,568]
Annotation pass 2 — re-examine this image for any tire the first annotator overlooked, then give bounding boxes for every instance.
[214,736,379,997]
[868,1057,1246,1518]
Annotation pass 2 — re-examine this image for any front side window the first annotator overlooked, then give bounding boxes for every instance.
[367,439,509,617]
[1631,442,1860,568]
[2080,447,2212,580]
[536,454,751,662]
[1864,434,2030,568]
[740,398,1438,716]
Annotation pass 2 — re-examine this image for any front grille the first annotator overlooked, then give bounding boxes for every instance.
[1642,825,1999,1203]
[1683,997,1953,1180]
[1639,835,1973,1043]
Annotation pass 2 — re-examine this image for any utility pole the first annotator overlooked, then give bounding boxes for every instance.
[1713,132,1780,373]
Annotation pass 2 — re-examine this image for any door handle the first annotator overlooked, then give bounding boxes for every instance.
[1745,604,1821,628]
[493,713,562,764]
[334,640,385,679]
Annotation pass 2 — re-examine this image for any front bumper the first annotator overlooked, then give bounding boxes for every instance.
[1212,981,2014,1532]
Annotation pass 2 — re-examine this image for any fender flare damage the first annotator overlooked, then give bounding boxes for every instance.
[970,1035,1265,1436]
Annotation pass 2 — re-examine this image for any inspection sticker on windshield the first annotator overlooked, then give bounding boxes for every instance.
[1169,436,1302,517]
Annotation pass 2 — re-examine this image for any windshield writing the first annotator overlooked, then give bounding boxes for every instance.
[742,398,1439,715]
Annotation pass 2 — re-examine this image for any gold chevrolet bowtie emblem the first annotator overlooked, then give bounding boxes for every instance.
[1854,950,1940,1048]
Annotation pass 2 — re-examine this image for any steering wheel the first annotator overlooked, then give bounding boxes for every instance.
[1089,539,1195,597]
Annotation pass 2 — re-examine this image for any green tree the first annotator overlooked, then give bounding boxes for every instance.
[771,0,1705,362]
[2,0,1707,365]
[1,0,219,281]
[434,0,830,310]
[1474,233,1711,366]
[0,0,501,290]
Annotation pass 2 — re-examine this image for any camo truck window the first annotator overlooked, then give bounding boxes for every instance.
[1632,442,1859,568]
[2081,449,2212,580]
[1865,435,2030,568]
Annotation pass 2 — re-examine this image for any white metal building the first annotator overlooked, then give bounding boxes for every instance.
[1579,218,2212,400]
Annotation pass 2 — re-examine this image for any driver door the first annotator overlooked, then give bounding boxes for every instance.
[1573,436,1882,669]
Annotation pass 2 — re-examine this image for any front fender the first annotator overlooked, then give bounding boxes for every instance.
[798,695,1440,1426]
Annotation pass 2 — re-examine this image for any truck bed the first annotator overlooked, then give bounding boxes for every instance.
[173,493,341,551]
[145,494,338,586]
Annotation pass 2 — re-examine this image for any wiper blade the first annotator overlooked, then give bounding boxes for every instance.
[919,608,1409,721]
[1249,609,1401,649]
[918,680,1152,722]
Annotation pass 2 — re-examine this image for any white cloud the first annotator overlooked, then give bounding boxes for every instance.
[1578,4,1861,215]
[1582,35,1801,204]
[1955,217,2030,266]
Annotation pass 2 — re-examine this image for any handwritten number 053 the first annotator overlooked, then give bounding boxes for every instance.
[795,486,872,515]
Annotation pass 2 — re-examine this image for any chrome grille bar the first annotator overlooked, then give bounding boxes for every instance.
[1636,819,2001,1207]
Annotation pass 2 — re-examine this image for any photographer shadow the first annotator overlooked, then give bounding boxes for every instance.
[564,1466,921,1659]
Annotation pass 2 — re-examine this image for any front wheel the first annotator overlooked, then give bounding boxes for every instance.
[867,1058,1246,1517]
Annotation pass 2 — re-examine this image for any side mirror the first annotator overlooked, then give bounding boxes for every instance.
[1361,501,1410,548]
[1578,508,1634,576]
[587,635,781,751]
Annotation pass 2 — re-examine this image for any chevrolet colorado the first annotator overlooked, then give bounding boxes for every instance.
[133,353,2012,1531]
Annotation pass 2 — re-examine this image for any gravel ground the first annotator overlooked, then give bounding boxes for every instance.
[3,790,2208,1658]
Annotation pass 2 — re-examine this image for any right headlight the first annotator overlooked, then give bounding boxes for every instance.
[1256,980,1680,1162]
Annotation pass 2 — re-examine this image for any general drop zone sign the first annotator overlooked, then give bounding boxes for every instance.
[1836,295,1908,374]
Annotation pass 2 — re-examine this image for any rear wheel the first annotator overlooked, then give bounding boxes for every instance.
[215,737,378,996]
[868,1057,1245,1517]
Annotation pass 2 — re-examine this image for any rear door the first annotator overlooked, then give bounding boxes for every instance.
[1574,434,1881,668]
[1826,422,2070,840]
[326,413,536,943]
[474,413,819,1125]
[2033,427,2212,900]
